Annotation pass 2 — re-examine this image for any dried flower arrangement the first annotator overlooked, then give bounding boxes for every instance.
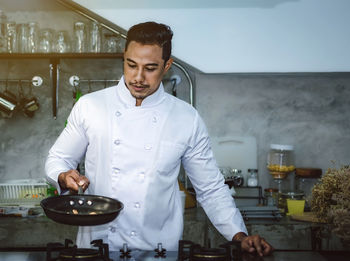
[311,165,350,245]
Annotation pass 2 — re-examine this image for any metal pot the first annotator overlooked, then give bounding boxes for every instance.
[40,194,123,226]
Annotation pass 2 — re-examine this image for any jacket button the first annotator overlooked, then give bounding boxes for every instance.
[152,116,157,123]
[114,139,121,145]
[144,144,152,150]
[130,231,137,237]
[115,111,121,117]
[109,226,116,233]
[138,173,145,182]
[134,202,140,208]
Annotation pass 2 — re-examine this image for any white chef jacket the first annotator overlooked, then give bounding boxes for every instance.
[45,76,247,251]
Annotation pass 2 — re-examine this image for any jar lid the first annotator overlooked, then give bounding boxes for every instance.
[248,168,258,173]
[231,169,242,174]
[270,144,294,151]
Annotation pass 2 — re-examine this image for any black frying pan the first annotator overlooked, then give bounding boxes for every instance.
[40,194,123,226]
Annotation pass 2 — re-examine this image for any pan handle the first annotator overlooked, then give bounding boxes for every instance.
[78,185,83,195]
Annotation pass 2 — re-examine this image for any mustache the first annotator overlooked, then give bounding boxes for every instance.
[129,82,149,88]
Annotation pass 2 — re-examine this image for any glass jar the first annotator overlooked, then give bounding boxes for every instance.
[73,21,87,53]
[28,22,39,53]
[264,188,278,206]
[38,29,54,53]
[0,10,7,53]
[279,191,304,214]
[267,144,295,179]
[231,169,244,187]
[247,168,258,187]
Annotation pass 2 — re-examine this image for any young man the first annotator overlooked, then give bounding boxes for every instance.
[46,21,273,256]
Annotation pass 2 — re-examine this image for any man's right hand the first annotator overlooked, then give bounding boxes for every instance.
[58,169,90,193]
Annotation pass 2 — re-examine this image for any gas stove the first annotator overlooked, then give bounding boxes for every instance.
[44,239,240,261]
[0,239,334,261]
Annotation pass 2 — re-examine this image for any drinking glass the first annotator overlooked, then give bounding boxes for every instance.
[55,30,70,53]
[103,33,121,53]
[0,10,7,53]
[17,23,29,53]
[28,22,39,53]
[89,21,101,53]
[73,21,87,53]
[6,22,17,53]
[38,29,53,53]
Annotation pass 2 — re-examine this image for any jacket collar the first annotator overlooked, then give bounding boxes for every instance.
[116,76,166,108]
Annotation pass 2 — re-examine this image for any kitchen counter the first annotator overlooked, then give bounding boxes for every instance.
[0,249,342,261]
[0,207,348,252]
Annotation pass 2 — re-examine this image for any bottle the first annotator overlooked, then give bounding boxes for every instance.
[247,169,258,187]
[264,188,278,206]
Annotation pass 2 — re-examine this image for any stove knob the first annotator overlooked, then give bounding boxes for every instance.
[120,243,132,258]
[154,243,166,257]
[157,243,163,252]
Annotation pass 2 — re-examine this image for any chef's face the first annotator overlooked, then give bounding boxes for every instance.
[123,41,173,106]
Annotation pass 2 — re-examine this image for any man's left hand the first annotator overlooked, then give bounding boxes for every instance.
[233,232,274,256]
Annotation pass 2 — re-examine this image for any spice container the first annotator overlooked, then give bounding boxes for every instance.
[264,188,278,206]
[267,144,295,179]
[247,169,258,187]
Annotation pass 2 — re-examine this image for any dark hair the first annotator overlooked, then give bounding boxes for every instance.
[125,21,173,62]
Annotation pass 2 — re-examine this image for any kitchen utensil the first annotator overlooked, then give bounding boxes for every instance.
[40,193,123,226]
[0,88,17,118]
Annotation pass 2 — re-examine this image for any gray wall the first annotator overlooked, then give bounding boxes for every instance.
[195,72,350,193]
[1,1,350,201]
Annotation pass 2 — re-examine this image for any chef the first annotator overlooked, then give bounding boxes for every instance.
[45,21,273,256]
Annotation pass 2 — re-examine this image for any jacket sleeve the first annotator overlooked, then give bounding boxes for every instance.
[181,112,248,240]
[45,99,88,193]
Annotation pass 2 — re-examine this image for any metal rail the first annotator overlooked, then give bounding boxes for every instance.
[55,0,194,107]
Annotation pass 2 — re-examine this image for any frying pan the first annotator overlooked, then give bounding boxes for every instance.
[40,193,123,226]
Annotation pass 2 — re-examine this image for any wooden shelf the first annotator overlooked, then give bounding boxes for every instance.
[0,53,124,59]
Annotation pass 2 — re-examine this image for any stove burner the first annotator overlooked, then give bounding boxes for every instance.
[46,239,112,261]
[178,240,242,261]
